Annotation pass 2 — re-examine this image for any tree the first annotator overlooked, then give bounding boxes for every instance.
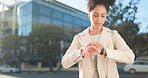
[29,24,70,71]
[106,0,141,56]
[133,33,148,56]
[2,35,23,66]
[107,0,140,27]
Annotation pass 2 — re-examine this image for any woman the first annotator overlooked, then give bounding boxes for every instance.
[62,0,135,78]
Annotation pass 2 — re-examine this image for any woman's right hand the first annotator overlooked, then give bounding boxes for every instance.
[81,42,104,57]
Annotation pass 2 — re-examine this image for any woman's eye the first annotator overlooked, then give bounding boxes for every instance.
[102,15,105,17]
[93,14,98,17]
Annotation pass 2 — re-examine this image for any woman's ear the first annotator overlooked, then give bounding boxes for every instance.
[88,13,90,19]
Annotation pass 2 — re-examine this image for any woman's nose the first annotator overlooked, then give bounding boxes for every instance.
[96,16,101,22]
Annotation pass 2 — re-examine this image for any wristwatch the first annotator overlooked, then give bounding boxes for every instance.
[100,48,104,55]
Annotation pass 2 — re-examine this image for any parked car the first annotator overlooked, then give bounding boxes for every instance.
[0,65,21,73]
[117,63,125,70]
[123,60,148,74]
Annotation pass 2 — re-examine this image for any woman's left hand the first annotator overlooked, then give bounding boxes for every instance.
[90,42,103,56]
[84,42,104,56]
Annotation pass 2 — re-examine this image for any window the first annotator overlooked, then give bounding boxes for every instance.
[64,14,72,22]
[52,10,63,20]
[73,17,81,25]
[39,16,51,24]
[26,14,32,24]
[64,22,73,27]
[51,19,63,26]
[39,6,50,16]
[82,20,90,27]
[134,62,148,65]
[143,62,148,65]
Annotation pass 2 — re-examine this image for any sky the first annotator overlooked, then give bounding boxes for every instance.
[0,0,148,33]
[56,0,148,33]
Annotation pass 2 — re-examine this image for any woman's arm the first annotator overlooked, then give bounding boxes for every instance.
[106,31,135,64]
[61,34,84,69]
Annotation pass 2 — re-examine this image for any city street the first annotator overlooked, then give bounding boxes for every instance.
[0,71,148,78]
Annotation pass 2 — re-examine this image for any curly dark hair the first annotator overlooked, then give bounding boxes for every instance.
[87,0,116,12]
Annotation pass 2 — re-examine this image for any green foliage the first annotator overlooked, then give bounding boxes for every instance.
[107,0,140,35]
[2,35,22,59]
[105,0,147,57]
[133,33,148,56]
[107,0,140,27]
[28,24,70,69]
[1,35,24,66]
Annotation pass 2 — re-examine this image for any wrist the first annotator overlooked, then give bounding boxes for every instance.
[104,50,107,56]
[100,48,107,56]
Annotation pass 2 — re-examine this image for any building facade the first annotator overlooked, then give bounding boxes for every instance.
[0,0,90,66]
[0,4,13,64]
[18,0,90,36]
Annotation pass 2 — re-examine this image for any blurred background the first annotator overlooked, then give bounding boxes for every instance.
[0,0,147,78]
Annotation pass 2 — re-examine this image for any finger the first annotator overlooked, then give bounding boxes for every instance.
[87,42,93,46]
[93,46,99,51]
[87,46,96,52]
[83,51,87,57]
[96,42,103,49]
[93,43,104,54]
[97,42,104,48]
[85,51,90,57]
[93,43,100,49]
[84,43,93,49]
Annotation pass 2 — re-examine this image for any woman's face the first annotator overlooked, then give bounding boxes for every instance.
[88,4,107,29]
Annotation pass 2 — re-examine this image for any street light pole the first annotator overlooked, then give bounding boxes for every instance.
[0,2,4,39]
[12,0,18,35]
[58,40,64,71]
[0,2,5,65]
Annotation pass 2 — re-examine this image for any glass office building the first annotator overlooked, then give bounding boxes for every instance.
[18,0,90,36]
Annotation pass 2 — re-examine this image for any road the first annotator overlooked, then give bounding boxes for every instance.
[0,71,148,78]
